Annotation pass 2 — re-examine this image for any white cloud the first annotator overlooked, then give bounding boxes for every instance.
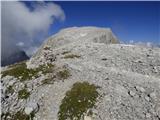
[26,46,39,57]
[16,42,24,47]
[129,40,134,44]
[1,1,65,59]
[146,42,152,47]
[128,40,155,47]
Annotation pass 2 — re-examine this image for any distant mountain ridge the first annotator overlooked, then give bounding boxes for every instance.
[1,50,29,66]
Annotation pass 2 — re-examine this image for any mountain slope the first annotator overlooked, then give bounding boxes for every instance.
[1,27,160,120]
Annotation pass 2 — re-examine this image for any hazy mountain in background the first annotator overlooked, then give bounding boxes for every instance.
[1,50,29,66]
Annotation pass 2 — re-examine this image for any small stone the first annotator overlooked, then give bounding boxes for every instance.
[42,93,45,97]
[145,113,151,118]
[8,80,16,86]
[150,92,156,99]
[145,95,150,101]
[27,88,32,92]
[25,102,39,114]
[136,59,143,63]
[136,86,145,92]
[84,116,92,120]
[92,109,98,115]
[20,83,24,88]
[38,71,42,75]
[19,99,24,103]
[102,58,107,61]
[4,76,13,80]
[25,107,33,115]
[105,77,109,80]
[129,91,135,97]
[153,66,158,73]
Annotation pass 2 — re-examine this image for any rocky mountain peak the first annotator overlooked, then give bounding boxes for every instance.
[1,27,160,120]
[27,26,119,68]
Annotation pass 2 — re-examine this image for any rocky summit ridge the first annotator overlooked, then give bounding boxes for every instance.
[1,26,160,120]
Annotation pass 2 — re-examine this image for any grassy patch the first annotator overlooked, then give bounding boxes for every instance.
[63,54,80,59]
[18,88,30,99]
[12,111,34,120]
[57,69,70,80]
[5,85,14,95]
[1,62,55,81]
[37,63,55,75]
[1,62,37,81]
[41,68,70,85]
[1,111,35,120]
[7,61,27,68]
[58,82,99,120]
[1,62,34,81]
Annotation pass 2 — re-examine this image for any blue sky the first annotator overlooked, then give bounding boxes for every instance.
[26,1,160,44]
[1,1,160,64]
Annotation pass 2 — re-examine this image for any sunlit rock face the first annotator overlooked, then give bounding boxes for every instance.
[27,27,119,68]
[1,27,160,120]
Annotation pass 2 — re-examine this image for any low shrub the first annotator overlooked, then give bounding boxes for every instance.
[18,88,30,99]
[57,69,70,80]
[1,62,55,81]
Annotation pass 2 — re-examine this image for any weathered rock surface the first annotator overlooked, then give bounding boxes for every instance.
[1,27,160,120]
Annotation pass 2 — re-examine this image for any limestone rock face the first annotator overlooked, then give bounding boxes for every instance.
[1,27,160,120]
[27,27,119,68]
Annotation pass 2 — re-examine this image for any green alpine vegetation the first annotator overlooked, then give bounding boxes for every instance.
[18,88,30,99]
[58,81,99,120]
[1,61,55,81]
[12,110,35,120]
[57,69,70,80]
[1,111,35,120]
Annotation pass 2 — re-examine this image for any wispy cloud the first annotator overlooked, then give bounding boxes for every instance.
[128,40,158,47]
[2,1,65,59]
